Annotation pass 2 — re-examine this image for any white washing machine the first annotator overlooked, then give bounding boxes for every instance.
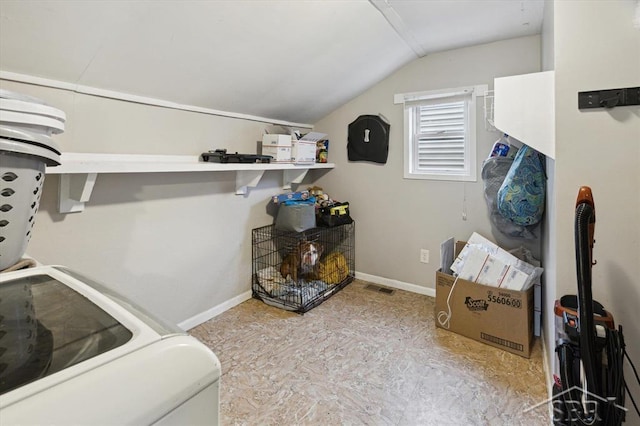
[0,265,221,425]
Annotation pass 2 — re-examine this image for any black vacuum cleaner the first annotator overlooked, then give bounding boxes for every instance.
[553,186,633,425]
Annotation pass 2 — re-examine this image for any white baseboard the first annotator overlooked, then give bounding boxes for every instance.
[180,272,434,331]
[355,271,436,297]
[541,330,555,421]
[179,290,252,331]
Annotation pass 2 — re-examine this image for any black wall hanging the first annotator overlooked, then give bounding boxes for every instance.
[347,114,390,164]
[578,87,640,109]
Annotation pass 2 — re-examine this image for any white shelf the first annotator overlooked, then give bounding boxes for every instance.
[46,153,335,213]
[494,71,555,159]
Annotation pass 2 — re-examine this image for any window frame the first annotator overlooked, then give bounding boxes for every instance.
[395,85,487,182]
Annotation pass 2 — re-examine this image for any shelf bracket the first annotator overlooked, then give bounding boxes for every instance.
[282,168,309,191]
[58,173,98,213]
[235,170,265,195]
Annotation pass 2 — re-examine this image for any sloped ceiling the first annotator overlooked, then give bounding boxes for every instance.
[0,0,544,125]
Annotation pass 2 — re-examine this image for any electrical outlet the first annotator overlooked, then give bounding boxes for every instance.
[420,249,429,264]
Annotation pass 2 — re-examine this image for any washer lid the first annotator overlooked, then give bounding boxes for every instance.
[0,99,66,123]
[0,273,133,396]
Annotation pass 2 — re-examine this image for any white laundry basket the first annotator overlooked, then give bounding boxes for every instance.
[0,153,47,269]
[0,90,64,270]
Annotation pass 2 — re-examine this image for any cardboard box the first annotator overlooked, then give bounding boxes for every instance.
[262,146,291,162]
[291,141,316,164]
[262,134,292,147]
[435,241,534,357]
[435,270,534,357]
[272,190,310,204]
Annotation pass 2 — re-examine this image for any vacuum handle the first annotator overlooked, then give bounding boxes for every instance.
[576,186,596,265]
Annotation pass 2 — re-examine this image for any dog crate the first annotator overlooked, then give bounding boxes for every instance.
[252,222,355,313]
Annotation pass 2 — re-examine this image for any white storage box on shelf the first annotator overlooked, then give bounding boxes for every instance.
[291,140,316,164]
[289,131,327,164]
[0,90,64,270]
[262,145,292,163]
[0,265,221,424]
[262,134,292,147]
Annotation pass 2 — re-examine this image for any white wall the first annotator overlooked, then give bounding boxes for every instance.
[541,0,555,72]
[553,1,640,423]
[0,79,326,327]
[313,35,541,290]
[540,0,557,398]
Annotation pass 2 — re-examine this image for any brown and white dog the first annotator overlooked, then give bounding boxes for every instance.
[280,240,323,283]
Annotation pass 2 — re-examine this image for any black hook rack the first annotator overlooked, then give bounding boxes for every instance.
[578,86,639,109]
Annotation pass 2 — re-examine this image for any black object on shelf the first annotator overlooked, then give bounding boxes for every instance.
[201,149,273,163]
[578,87,640,109]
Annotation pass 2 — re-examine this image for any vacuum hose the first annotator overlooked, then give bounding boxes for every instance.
[574,187,601,420]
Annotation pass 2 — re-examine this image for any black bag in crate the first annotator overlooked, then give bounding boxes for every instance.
[317,202,353,227]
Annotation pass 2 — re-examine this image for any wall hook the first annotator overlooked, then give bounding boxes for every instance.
[578,87,640,109]
[599,94,620,108]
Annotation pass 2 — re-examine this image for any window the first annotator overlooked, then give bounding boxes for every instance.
[395,85,487,181]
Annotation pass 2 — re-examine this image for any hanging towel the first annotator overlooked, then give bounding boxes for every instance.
[497,144,546,226]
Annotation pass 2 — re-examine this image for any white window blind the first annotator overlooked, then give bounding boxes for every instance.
[413,98,468,174]
[396,85,487,182]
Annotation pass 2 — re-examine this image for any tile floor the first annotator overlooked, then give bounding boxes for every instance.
[190,280,549,425]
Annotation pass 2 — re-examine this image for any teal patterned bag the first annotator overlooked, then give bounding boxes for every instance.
[497,144,546,226]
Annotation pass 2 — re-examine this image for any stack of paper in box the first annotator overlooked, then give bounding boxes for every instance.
[450,232,542,291]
